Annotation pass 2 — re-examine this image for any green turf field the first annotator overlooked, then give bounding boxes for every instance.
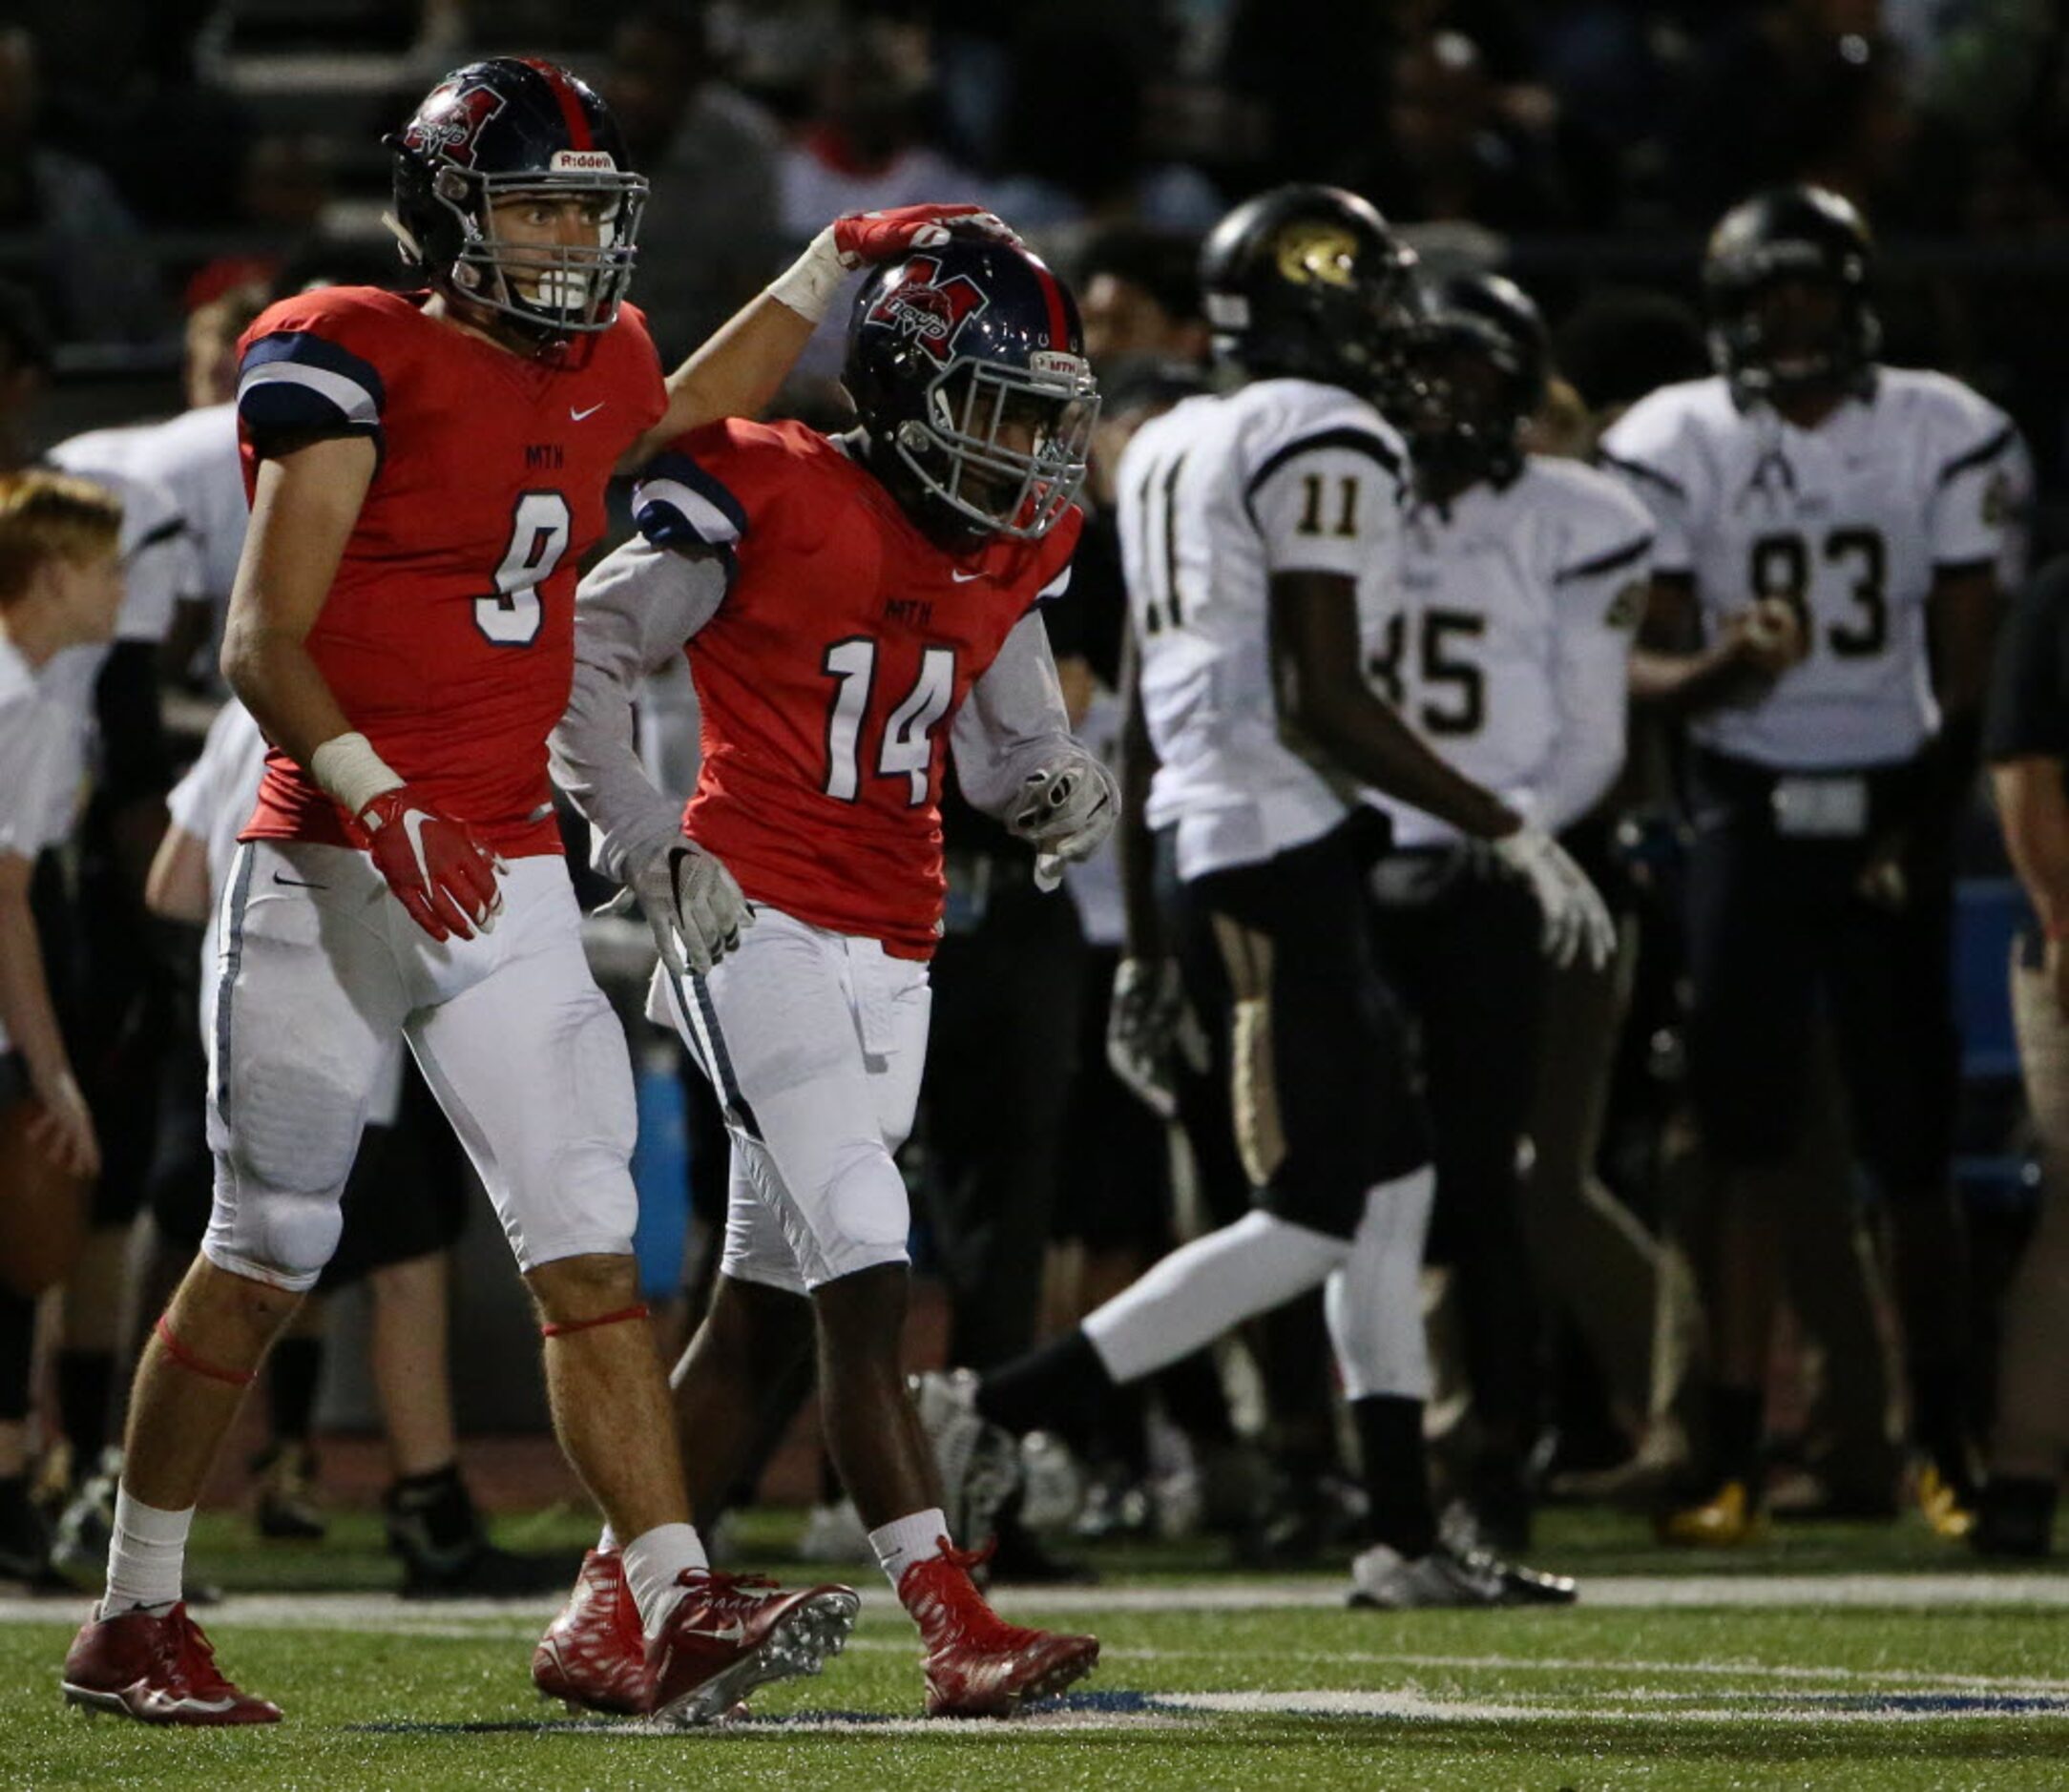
[4,1506,2065,1790]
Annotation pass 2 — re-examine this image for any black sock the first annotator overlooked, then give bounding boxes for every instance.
[975,1328,1113,1454]
[386,1463,478,1554]
[1907,1355,1972,1488]
[267,1338,324,1447]
[1351,1394,1436,1558]
[1152,1353,1236,1449]
[1705,1382,1763,1486]
[0,1288,33,1426]
[55,1348,115,1467]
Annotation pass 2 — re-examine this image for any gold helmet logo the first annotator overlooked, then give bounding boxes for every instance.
[1274,223,1358,289]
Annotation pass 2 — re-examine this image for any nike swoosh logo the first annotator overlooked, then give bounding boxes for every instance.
[951,569,983,583]
[571,402,607,421]
[272,873,329,890]
[698,1619,746,1643]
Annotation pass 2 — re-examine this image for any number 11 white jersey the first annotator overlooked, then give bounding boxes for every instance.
[1600,368,2019,769]
[1118,376,1409,880]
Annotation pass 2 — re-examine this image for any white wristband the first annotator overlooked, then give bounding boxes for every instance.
[764,226,847,325]
[310,731,404,817]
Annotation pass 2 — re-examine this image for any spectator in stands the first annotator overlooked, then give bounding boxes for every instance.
[0,28,163,344]
[601,5,784,363]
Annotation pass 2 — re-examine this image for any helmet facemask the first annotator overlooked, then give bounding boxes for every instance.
[1707,249,1878,404]
[1396,323,1529,489]
[891,350,1099,542]
[412,161,646,338]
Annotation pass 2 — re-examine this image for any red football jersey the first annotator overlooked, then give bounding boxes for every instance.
[633,420,1081,957]
[234,286,665,855]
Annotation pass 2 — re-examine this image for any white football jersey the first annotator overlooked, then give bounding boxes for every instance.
[1118,377,1409,879]
[1600,368,2017,769]
[1369,455,1652,848]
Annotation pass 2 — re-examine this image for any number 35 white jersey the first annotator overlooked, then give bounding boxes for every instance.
[1600,368,2019,769]
[1119,377,1409,880]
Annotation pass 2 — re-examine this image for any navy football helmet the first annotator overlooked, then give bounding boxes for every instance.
[1199,184,1421,403]
[845,235,1098,543]
[1395,271,1549,488]
[387,57,646,341]
[1703,185,1879,404]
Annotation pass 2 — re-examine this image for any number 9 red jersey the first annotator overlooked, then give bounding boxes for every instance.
[233,285,665,855]
[633,419,1081,958]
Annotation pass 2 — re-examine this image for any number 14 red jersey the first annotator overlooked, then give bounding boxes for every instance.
[633,419,1080,958]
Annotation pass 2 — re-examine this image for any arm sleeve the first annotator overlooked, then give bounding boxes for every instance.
[1930,409,2019,573]
[236,322,387,462]
[1598,399,1697,576]
[1245,432,1405,577]
[549,535,730,882]
[0,700,75,857]
[948,610,1082,820]
[1984,557,2069,763]
[1535,527,1651,832]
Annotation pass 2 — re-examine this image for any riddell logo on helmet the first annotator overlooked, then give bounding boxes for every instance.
[551,150,617,172]
[405,79,507,167]
[868,256,989,362]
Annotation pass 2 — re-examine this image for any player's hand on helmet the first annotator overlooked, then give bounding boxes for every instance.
[1009,753,1118,890]
[1107,955,1189,1119]
[1491,824,1615,971]
[831,203,1019,268]
[628,836,751,978]
[359,787,504,944]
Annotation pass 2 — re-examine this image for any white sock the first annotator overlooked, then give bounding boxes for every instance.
[621,1521,708,1636]
[1325,1167,1437,1401]
[869,1508,951,1594]
[596,1524,617,1553]
[102,1486,194,1616]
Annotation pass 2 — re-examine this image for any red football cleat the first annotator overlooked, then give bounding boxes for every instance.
[61,1602,282,1725]
[900,1541,1099,1718]
[533,1548,649,1717]
[646,1566,861,1726]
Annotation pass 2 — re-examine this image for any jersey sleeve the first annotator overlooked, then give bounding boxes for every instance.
[1243,426,1406,577]
[0,697,76,858]
[1925,387,2020,574]
[1598,387,1703,576]
[609,302,669,439]
[630,418,782,553]
[235,291,391,461]
[1984,556,2069,764]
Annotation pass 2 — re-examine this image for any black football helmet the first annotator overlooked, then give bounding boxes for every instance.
[845,235,1099,543]
[1703,184,1879,404]
[387,57,646,342]
[1198,184,1421,402]
[1395,271,1549,488]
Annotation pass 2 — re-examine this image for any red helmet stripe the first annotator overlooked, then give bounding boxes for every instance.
[1031,260,1070,352]
[520,57,595,153]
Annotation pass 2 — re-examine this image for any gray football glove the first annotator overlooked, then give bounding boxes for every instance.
[1106,955,1197,1119]
[1009,753,1119,891]
[1490,825,1614,971]
[625,837,752,977]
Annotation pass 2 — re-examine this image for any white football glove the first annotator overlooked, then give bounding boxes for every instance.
[1008,754,1119,891]
[1106,955,1207,1119]
[1491,825,1615,971]
[625,837,752,977]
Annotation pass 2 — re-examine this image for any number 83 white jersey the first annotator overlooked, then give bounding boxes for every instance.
[1600,367,2022,769]
[1119,377,1410,881]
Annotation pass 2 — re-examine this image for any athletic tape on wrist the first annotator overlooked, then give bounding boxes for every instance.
[764,227,846,324]
[310,731,405,818]
[539,1302,651,1340]
[154,1314,258,1388]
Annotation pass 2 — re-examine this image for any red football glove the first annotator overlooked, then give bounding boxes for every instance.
[358,786,503,943]
[831,203,1019,267]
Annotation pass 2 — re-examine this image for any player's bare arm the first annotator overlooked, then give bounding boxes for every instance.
[1627,572,1802,711]
[143,823,212,927]
[1929,564,2001,726]
[623,205,1019,470]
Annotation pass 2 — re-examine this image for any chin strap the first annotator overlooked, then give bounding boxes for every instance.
[539,1302,651,1340]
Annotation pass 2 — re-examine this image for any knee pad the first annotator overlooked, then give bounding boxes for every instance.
[203,1164,345,1294]
[807,1142,911,1286]
[1326,1165,1436,1402]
